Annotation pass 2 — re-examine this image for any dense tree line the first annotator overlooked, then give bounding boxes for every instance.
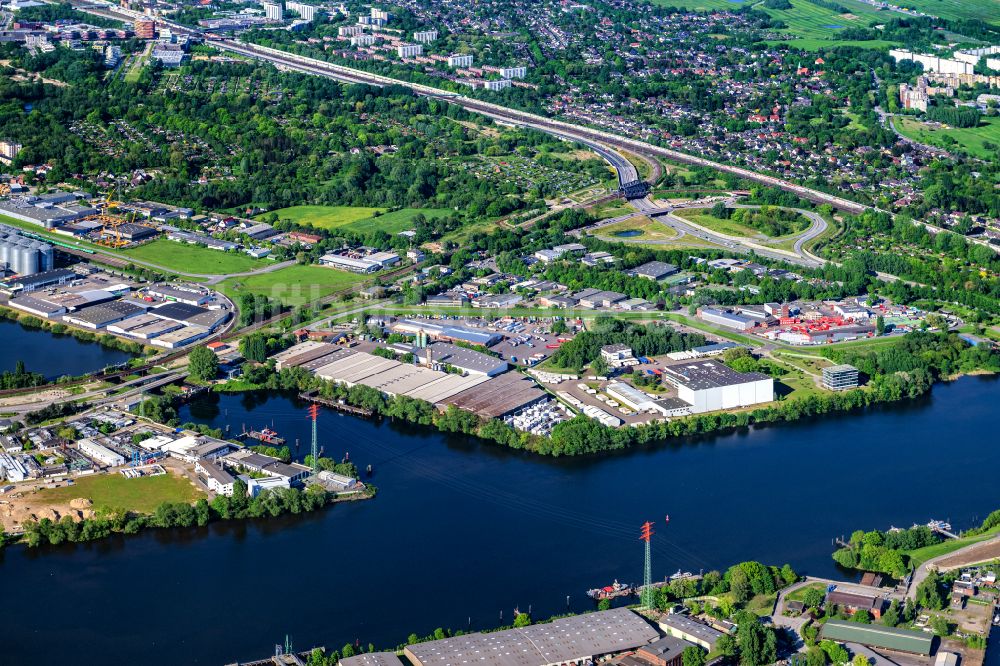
[926,107,982,129]
[549,318,706,370]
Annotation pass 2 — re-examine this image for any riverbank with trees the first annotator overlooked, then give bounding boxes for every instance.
[204,329,999,458]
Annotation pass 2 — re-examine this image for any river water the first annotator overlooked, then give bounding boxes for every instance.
[0,319,134,379]
[1,375,998,665]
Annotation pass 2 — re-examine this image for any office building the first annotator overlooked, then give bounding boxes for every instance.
[822,364,859,391]
[78,438,125,467]
[600,344,637,368]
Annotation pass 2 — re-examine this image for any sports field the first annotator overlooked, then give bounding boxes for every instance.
[123,239,267,274]
[264,206,450,234]
[217,264,368,307]
[33,472,205,514]
[895,116,1000,160]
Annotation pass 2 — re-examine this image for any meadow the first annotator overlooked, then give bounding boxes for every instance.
[217,264,368,307]
[895,116,1000,161]
[123,239,267,274]
[33,472,205,514]
[264,205,451,234]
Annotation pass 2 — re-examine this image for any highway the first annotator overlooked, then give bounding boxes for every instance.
[214,39,863,211]
[68,1,868,214]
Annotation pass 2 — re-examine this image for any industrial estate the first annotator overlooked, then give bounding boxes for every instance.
[0,0,999,662]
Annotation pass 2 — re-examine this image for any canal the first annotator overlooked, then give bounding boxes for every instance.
[0,319,134,380]
[1,375,998,665]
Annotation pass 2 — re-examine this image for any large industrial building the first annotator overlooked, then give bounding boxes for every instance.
[0,226,55,276]
[403,608,660,666]
[390,318,503,347]
[697,307,758,331]
[277,342,546,419]
[0,193,97,228]
[820,620,933,656]
[661,359,773,413]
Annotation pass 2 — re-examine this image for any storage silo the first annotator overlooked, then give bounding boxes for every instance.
[40,245,54,272]
[17,244,38,276]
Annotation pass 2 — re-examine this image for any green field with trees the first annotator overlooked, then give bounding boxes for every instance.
[263,205,453,235]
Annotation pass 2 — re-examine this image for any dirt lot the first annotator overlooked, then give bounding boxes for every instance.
[937,538,1000,570]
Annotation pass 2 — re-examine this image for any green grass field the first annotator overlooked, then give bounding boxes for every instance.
[759,0,895,46]
[34,472,205,514]
[906,525,1000,568]
[264,205,451,234]
[886,0,1000,26]
[595,216,683,242]
[123,239,267,275]
[674,208,807,241]
[217,263,368,307]
[895,116,1000,160]
[785,582,828,603]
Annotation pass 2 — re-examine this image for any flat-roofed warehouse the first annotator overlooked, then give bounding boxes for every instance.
[661,359,773,413]
[63,300,145,330]
[820,620,933,656]
[443,372,549,419]
[273,341,334,370]
[404,608,659,666]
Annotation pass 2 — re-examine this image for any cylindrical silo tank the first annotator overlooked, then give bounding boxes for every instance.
[0,241,10,271]
[17,245,37,275]
[41,246,54,272]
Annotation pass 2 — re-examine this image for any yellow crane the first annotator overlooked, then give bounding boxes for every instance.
[92,191,134,249]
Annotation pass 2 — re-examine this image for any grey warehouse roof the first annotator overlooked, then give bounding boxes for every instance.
[152,302,210,321]
[405,608,659,666]
[661,360,770,390]
[658,615,723,644]
[67,301,144,326]
[339,653,405,666]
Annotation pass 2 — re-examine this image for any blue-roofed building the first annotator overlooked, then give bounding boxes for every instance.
[391,319,502,347]
[692,341,741,357]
